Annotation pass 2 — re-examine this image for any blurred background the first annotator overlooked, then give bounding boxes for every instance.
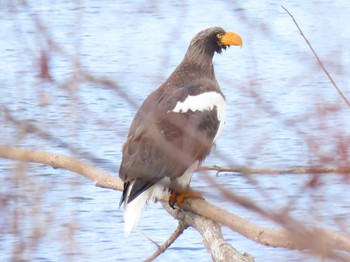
[1,1,350,261]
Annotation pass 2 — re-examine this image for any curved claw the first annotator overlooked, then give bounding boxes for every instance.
[169,193,178,209]
[168,189,203,209]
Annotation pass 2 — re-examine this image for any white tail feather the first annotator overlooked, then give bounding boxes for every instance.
[123,178,170,236]
[124,188,149,237]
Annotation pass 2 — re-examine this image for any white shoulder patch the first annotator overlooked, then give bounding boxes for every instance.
[171,91,226,120]
[170,91,226,142]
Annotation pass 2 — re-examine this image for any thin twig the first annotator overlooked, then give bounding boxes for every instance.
[141,231,160,248]
[281,5,350,109]
[144,222,188,262]
[199,165,350,175]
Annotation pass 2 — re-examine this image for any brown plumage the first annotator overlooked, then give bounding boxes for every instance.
[119,27,242,236]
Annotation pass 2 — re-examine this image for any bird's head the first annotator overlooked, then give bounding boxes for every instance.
[188,27,243,55]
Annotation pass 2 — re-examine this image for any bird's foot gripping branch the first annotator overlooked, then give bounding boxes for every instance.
[168,188,204,209]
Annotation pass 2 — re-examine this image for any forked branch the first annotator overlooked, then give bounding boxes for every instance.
[1,144,350,260]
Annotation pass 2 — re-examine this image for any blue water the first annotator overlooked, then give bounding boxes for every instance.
[1,1,350,261]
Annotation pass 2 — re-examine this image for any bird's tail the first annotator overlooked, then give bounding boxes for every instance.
[121,179,170,236]
[123,188,149,237]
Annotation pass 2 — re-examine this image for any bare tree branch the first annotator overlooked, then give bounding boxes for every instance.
[200,165,350,175]
[179,198,350,255]
[0,145,251,261]
[210,174,350,261]
[0,145,122,191]
[281,5,350,109]
[145,222,189,262]
[2,144,350,260]
[162,202,254,262]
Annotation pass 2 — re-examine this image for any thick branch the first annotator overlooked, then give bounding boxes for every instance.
[162,202,254,262]
[2,145,350,257]
[0,145,123,191]
[191,174,350,260]
[180,198,350,255]
[0,145,251,261]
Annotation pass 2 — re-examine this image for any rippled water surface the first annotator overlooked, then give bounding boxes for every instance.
[1,1,350,261]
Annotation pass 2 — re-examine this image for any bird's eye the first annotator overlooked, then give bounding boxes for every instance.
[216,33,223,39]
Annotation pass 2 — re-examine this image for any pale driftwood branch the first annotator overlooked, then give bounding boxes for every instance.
[145,221,189,262]
[0,145,250,261]
[281,5,350,109]
[2,145,350,260]
[181,174,350,260]
[0,145,123,191]
[200,165,350,175]
[162,202,254,262]
[191,197,350,258]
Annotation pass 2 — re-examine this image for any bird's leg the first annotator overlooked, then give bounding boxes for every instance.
[168,188,203,209]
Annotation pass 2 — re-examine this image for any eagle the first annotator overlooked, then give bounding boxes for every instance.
[119,27,242,236]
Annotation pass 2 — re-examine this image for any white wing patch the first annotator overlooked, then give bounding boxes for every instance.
[171,91,226,143]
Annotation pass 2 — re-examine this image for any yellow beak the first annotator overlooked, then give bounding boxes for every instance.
[219,32,243,48]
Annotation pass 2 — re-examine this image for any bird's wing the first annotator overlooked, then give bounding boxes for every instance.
[119,79,224,203]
